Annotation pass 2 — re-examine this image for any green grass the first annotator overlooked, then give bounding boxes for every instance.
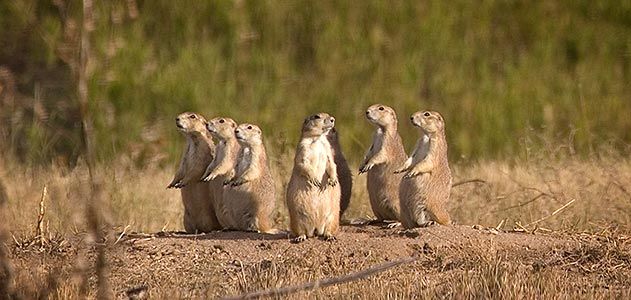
[1,0,631,165]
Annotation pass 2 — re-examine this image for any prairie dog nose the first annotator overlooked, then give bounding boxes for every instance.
[365,111,370,115]
[235,129,240,134]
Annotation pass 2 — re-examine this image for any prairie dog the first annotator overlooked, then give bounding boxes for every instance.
[397,110,452,228]
[167,112,220,233]
[359,104,407,221]
[201,117,240,229]
[222,123,276,233]
[286,113,341,242]
[326,127,353,217]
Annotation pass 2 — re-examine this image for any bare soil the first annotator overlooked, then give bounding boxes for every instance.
[8,224,631,299]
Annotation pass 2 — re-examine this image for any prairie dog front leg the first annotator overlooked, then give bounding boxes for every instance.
[359,146,388,173]
[404,158,434,179]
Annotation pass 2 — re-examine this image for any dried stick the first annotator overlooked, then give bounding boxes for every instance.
[492,192,550,213]
[452,178,487,188]
[77,0,110,298]
[524,198,577,227]
[36,185,48,246]
[220,257,416,300]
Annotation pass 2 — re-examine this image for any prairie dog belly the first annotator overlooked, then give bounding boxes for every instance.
[303,137,329,179]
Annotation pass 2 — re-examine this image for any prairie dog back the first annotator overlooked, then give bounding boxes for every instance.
[326,128,353,217]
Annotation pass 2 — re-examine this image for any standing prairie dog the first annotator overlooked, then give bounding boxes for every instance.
[359,104,407,222]
[167,112,220,233]
[222,123,277,233]
[326,127,353,218]
[396,110,452,228]
[201,117,240,229]
[286,113,341,242]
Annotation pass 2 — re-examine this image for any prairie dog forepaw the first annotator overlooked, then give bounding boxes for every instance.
[394,168,406,174]
[230,177,247,186]
[307,178,323,189]
[327,178,338,187]
[403,171,419,179]
[167,181,185,189]
[201,173,217,182]
[359,163,373,174]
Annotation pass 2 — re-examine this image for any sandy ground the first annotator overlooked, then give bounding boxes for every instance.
[8,224,631,299]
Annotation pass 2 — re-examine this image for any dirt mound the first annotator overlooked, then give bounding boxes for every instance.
[8,225,631,299]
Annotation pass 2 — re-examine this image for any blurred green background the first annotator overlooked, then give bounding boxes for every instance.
[1,0,630,166]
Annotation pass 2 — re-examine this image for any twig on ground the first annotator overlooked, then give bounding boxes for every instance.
[220,257,416,300]
[452,179,487,188]
[114,225,132,245]
[160,222,170,233]
[513,222,528,232]
[524,198,576,227]
[492,192,550,213]
[495,219,506,230]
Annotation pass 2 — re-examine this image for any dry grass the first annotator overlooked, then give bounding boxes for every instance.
[1,150,631,298]
[2,149,630,235]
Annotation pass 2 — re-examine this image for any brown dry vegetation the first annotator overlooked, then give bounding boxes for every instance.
[1,147,631,299]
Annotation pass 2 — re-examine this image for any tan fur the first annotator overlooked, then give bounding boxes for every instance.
[167,112,220,233]
[223,123,276,233]
[326,128,353,217]
[359,104,407,221]
[286,113,341,242]
[397,110,452,228]
[201,117,240,229]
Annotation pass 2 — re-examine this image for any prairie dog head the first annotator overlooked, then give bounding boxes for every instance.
[302,112,335,138]
[206,117,237,140]
[175,112,208,134]
[365,104,398,127]
[411,110,445,134]
[235,123,263,146]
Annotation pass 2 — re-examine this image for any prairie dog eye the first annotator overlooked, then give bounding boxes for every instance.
[190,114,197,119]
[247,125,253,130]
[378,106,384,111]
[219,119,225,123]
[423,112,430,117]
